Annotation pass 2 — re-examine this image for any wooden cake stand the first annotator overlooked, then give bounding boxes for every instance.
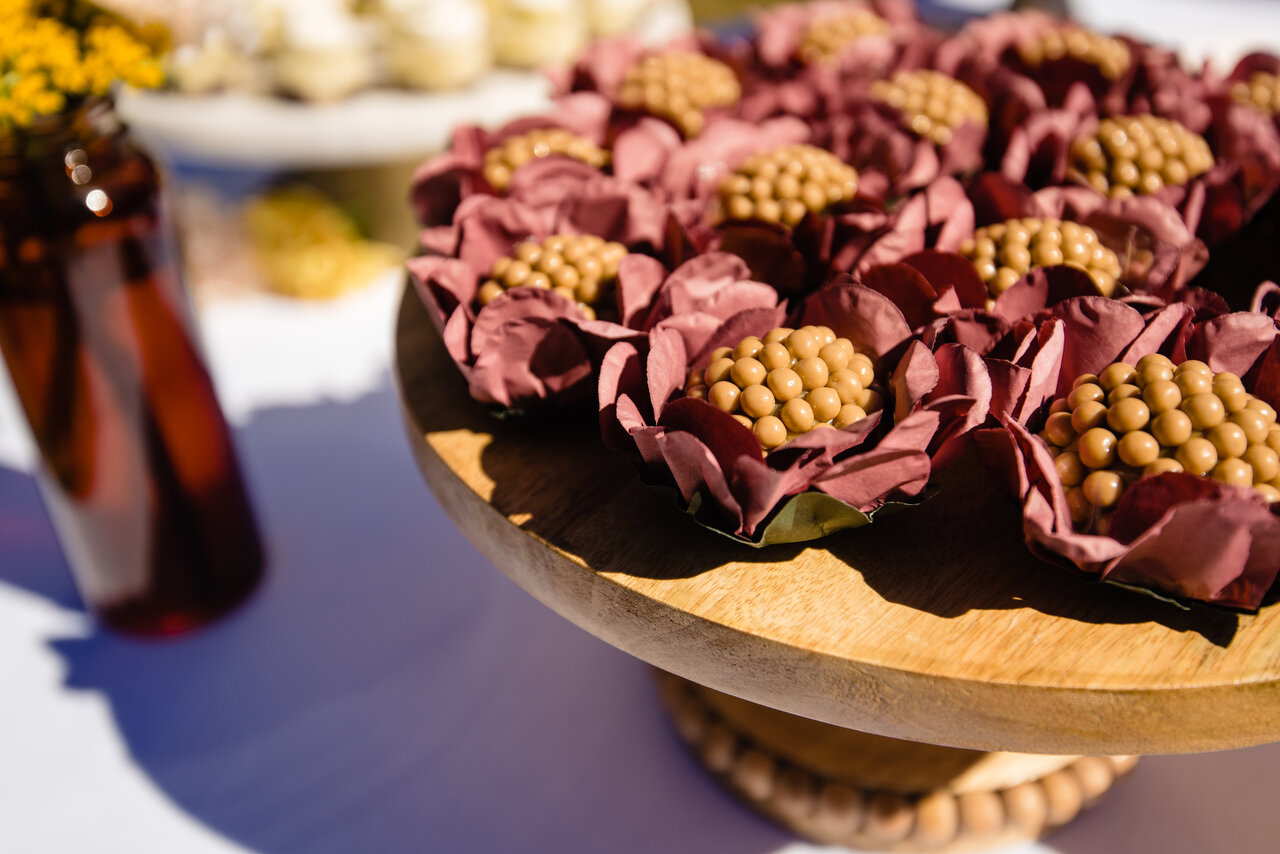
[394,288,1280,851]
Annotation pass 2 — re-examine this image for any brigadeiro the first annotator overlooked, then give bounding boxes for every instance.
[409,93,619,228]
[999,84,1280,252]
[599,278,991,544]
[408,191,783,411]
[976,294,1280,610]
[556,34,748,140]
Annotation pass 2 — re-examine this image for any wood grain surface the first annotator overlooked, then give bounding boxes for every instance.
[394,287,1280,755]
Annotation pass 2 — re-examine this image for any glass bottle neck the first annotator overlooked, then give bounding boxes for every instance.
[0,99,124,178]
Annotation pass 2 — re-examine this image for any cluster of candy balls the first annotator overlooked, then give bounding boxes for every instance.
[685,325,882,450]
[1042,356,1280,532]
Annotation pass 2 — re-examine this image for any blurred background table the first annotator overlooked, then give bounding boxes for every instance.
[4,2,1280,853]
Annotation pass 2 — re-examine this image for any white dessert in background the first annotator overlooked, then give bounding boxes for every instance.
[169,27,275,95]
[587,0,654,37]
[272,1,378,102]
[488,0,589,69]
[381,0,493,91]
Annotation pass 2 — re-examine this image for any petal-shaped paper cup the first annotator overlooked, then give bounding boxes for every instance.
[751,0,919,71]
[829,175,973,276]
[975,296,1280,610]
[652,115,812,206]
[1221,53,1280,131]
[1001,92,1280,250]
[966,173,1209,297]
[409,93,619,228]
[554,34,752,137]
[599,279,992,544]
[815,91,987,199]
[409,194,779,411]
[937,9,1212,134]
[409,192,773,412]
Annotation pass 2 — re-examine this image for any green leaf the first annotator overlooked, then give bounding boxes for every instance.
[1097,578,1193,611]
[645,479,934,548]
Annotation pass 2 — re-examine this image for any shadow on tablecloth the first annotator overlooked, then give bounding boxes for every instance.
[11,377,787,854]
[5,377,1280,853]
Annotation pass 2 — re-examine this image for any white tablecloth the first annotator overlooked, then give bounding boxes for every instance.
[2,273,1279,854]
[6,3,1280,849]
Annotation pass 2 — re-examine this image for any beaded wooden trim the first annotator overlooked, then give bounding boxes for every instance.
[655,670,1138,852]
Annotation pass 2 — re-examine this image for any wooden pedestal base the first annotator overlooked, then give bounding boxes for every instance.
[655,671,1137,852]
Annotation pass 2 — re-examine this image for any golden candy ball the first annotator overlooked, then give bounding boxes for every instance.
[1044,411,1077,447]
[731,357,768,388]
[1176,437,1218,475]
[834,403,868,428]
[808,387,843,423]
[1083,470,1124,509]
[1078,427,1118,469]
[754,415,788,449]
[1068,382,1106,409]
[1243,444,1280,483]
[740,384,776,419]
[1208,422,1248,460]
[1117,430,1160,468]
[1055,451,1087,487]
[1145,457,1184,476]
[1107,397,1150,433]
[768,367,804,402]
[733,336,765,361]
[1182,392,1226,430]
[1071,400,1109,434]
[781,398,816,433]
[1214,458,1254,488]
[1142,379,1182,413]
[709,381,741,413]
[1152,409,1193,447]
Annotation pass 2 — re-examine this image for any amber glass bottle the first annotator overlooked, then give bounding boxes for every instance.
[0,100,264,635]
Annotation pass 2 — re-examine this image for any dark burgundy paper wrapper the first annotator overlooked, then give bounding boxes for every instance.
[974,294,1280,610]
[599,278,992,543]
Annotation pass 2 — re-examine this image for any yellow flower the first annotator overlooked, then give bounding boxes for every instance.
[0,1,167,129]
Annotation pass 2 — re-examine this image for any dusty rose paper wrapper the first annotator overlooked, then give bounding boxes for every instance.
[1000,86,1280,248]
[552,34,754,137]
[407,193,777,411]
[408,93,625,228]
[934,10,1205,122]
[829,175,972,274]
[966,172,1209,297]
[751,0,920,72]
[736,1,936,125]
[813,84,987,200]
[852,172,1203,302]
[974,295,1280,610]
[598,279,992,544]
